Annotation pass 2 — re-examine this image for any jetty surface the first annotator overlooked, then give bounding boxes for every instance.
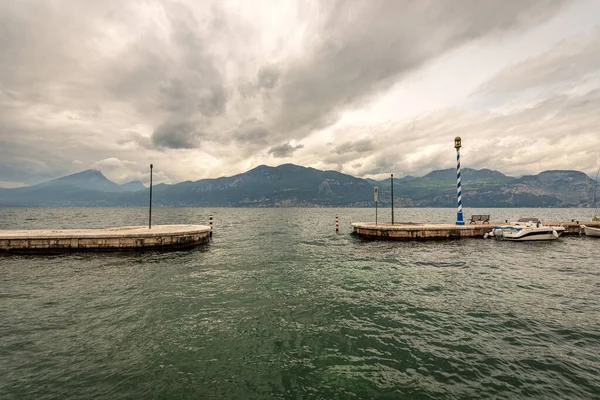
[351,221,600,240]
[0,224,211,253]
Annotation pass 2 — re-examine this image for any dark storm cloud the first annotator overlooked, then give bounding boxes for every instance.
[152,120,202,149]
[0,0,582,185]
[268,143,304,158]
[114,4,228,148]
[162,14,227,118]
[233,119,270,145]
[269,0,569,138]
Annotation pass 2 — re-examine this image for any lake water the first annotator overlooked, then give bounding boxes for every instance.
[1,207,599,399]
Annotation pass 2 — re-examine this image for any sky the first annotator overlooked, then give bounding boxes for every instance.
[1,0,600,187]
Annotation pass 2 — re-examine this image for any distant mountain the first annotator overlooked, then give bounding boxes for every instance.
[512,170,595,207]
[367,175,414,188]
[0,170,142,206]
[34,169,123,192]
[383,168,595,207]
[120,181,146,192]
[145,164,372,207]
[0,164,596,207]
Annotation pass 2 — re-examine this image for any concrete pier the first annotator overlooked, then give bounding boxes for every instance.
[351,221,600,240]
[0,225,211,253]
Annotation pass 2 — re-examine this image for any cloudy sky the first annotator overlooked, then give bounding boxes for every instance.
[1,0,600,187]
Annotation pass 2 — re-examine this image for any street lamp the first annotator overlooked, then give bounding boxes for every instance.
[454,137,464,225]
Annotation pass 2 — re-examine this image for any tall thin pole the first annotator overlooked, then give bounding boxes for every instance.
[455,138,464,225]
[391,173,394,225]
[374,186,379,226]
[149,164,153,229]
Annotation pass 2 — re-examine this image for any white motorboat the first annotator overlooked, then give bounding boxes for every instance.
[492,218,565,241]
[581,225,600,238]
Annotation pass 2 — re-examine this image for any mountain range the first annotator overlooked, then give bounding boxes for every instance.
[0,164,597,207]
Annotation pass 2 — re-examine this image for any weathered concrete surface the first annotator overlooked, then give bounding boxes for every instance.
[0,225,211,253]
[352,222,494,240]
[351,221,600,240]
[540,221,600,235]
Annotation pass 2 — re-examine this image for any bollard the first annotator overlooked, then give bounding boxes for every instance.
[335,215,339,233]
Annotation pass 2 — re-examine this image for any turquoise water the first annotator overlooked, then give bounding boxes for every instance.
[1,208,599,399]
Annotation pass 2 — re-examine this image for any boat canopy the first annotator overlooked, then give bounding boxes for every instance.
[517,218,540,223]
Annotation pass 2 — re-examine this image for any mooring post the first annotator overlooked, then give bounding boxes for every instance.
[209,215,213,237]
[149,164,153,229]
[335,215,339,232]
[391,174,394,225]
[454,137,465,225]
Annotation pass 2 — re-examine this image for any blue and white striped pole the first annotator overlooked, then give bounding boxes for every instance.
[454,137,464,225]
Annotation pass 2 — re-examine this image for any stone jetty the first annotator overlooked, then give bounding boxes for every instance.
[351,221,600,240]
[0,225,211,253]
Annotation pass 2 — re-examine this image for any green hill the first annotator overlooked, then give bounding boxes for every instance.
[0,164,596,207]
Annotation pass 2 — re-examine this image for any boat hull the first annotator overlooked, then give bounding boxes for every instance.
[583,226,600,237]
[502,232,562,241]
[493,226,564,241]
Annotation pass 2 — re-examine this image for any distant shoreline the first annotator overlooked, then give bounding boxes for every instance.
[0,205,596,209]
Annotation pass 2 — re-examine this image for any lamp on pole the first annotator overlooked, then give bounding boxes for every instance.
[149,164,153,229]
[454,137,464,225]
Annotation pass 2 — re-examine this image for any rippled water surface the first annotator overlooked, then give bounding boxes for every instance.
[1,208,599,399]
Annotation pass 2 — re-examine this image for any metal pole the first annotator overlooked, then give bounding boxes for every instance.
[391,173,394,225]
[374,186,379,226]
[455,144,464,225]
[149,164,153,229]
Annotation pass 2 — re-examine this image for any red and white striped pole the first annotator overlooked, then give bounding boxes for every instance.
[335,215,339,232]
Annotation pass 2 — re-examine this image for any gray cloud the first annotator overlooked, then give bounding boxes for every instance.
[334,139,376,155]
[233,119,270,145]
[152,120,202,149]
[269,0,568,137]
[268,143,304,158]
[482,31,600,95]
[257,65,281,89]
[2,0,595,186]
